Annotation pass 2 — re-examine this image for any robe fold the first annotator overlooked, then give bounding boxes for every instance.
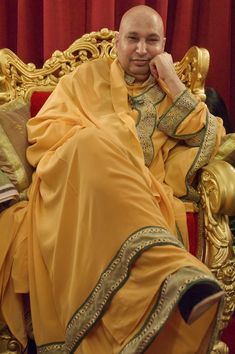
[0,58,225,353]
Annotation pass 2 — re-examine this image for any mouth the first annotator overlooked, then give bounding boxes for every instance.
[131,59,150,66]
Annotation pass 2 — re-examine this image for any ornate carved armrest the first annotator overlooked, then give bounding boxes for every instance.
[198,159,235,350]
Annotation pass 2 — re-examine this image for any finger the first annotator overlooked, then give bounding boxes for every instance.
[149,62,158,78]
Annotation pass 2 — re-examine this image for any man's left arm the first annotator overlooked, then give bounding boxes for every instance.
[150,52,225,201]
[150,52,225,155]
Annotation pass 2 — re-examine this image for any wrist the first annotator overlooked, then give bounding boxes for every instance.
[164,76,186,98]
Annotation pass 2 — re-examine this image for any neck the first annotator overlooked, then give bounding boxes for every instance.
[125,72,151,83]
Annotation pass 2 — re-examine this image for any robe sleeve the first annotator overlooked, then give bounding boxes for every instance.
[156,89,226,202]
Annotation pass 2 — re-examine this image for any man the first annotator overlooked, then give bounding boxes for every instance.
[0,5,225,354]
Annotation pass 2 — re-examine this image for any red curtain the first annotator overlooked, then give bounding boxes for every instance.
[0,0,234,129]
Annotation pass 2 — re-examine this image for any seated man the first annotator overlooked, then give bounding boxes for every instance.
[0,5,225,354]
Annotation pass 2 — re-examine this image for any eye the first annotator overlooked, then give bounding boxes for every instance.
[127,36,138,41]
[147,38,159,43]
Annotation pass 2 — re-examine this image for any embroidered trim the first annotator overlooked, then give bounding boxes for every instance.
[156,90,218,202]
[125,73,136,85]
[157,89,197,136]
[38,226,182,353]
[65,226,183,352]
[184,111,217,202]
[37,342,65,353]
[120,267,223,354]
[129,85,165,166]
[186,128,205,147]
[36,226,222,354]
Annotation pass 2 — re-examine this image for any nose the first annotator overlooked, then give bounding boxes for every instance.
[136,40,147,55]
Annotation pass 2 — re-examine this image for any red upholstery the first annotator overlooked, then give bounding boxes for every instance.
[187,212,198,256]
[30,91,52,117]
[222,315,235,354]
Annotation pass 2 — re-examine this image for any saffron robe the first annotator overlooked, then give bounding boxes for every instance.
[0,58,225,353]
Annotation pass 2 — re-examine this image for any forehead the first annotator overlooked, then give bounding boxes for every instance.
[120,13,164,37]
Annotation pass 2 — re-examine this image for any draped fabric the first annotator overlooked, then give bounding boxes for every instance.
[0,58,224,353]
[0,0,234,129]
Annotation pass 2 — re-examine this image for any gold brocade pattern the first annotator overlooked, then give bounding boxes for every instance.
[157,89,197,136]
[185,112,217,202]
[156,90,218,202]
[128,84,165,167]
[186,129,205,147]
[37,343,65,354]
[0,126,29,192]
[121,267,223,354]
[64,226,183,352]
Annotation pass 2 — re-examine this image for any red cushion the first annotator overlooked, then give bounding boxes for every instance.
[30,91,52,117]
[222,314,235,353]
[187,212,198,256]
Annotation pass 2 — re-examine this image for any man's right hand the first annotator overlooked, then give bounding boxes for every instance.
[150,52,186,97]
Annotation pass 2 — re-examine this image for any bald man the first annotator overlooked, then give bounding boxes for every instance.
[116,5,184,96]
[0,5,225,354]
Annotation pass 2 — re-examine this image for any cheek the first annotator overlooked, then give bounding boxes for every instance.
[120,46,133,60]
[150,45,164,56]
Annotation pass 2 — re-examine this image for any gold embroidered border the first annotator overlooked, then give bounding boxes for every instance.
[129,84,165,167]
[186,128,205,147]
[157,89,197,136]
[37,342,65,353]
[120,266,223,354]
[37,227,183,353]
[184,112,217,202]
[65,226,184,352]
[156,90,218,202]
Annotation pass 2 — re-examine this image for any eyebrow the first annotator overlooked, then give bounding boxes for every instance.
[126,32,160,38]
[126,32,139,36]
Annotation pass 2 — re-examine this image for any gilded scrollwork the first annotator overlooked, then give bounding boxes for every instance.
[0,323,22,354]
[0,28,209,106]
[210,340,229,354]
[174,46,209,101]
[198,160,235,352]
[0,28,117,105]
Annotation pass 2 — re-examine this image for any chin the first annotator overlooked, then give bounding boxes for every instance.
[132,70,150,79]
[132,74,149,82]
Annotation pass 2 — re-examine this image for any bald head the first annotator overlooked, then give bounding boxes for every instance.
[115,5,166,82]
[119,5,164,36]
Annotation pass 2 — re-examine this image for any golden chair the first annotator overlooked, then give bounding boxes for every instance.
[0,28,234,354]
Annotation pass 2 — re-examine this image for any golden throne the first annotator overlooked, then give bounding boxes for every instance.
[0,28,234,354]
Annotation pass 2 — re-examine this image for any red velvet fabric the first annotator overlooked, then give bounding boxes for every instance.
[30,91,52,117]
[222,315,235,354]
[186,212,198,256]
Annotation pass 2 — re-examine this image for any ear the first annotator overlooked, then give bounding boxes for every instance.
[114,31,119,47]
[162,37,166,51]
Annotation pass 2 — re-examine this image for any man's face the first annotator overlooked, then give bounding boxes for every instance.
[116,14,166,82]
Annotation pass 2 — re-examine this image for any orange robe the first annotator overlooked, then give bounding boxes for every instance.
[0,58,225,353]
